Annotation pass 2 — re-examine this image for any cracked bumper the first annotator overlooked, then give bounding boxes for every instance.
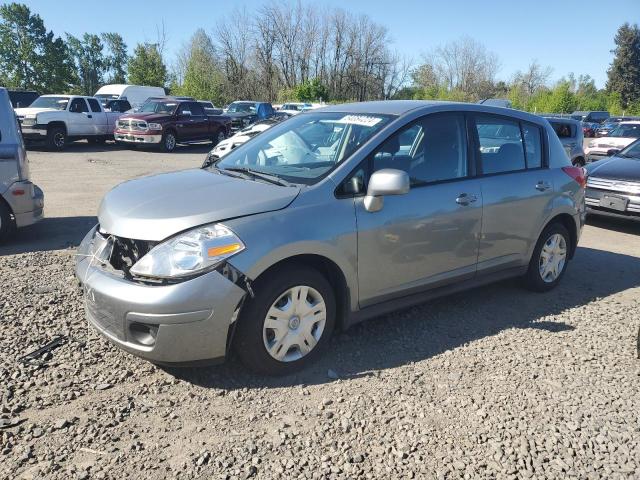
[75,227,247,364]
[114,132,162,144]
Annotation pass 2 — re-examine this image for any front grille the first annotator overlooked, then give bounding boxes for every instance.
[587,177,640,195]
[86,295,125,340]
[116,119,148,131]
[108,236,155,277]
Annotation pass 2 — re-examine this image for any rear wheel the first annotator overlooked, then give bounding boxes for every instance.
[573,157,585,167]
[0,201,16,243]
[46,126,66,151]
[234,265,336,375]
[212,130,225,146]
[523,223,570,292]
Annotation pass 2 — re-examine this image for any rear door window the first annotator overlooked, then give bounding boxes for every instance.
[550,122,574,138]
[522,123,542,169]
[475,115,526,174]
[87,98,102,112]
[189,102,205,116]
[69,98,89,113]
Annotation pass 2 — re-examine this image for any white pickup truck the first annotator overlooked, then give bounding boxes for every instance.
[15,95,123,150]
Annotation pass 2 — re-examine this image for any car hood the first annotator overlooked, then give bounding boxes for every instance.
[586,157,640,181]
[118,112,173,122]
[591,137,637,149]
[14,107,60,117]
[98,169,300,241]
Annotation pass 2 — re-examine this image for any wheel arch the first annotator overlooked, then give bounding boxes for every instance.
[47,121,67,134]
[246,253,351,331]
[541,213,578,259]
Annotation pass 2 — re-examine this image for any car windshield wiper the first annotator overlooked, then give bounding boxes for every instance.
[201,153,220,169]
[223,167,293,187]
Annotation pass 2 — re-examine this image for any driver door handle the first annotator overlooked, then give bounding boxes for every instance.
[535,181,551,191]
[456,193,478,206]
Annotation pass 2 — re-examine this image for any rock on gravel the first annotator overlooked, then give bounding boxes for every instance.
[1,222,640,479]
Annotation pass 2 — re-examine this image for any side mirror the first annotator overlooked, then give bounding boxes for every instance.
[180,110,192,117]
[364,169,410,212]
[606,148,621,157]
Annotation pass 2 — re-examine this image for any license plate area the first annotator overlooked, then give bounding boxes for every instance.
[600,194,628,212]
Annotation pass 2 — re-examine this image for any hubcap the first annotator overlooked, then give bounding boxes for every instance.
[166,134,175,150]
[539,233,567,283]
[263,285,326,362]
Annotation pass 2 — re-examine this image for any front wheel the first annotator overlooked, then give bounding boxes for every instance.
[234,266,336,375]
[46,126,66,151]
[523,223,571,292]
[212,130,225,146]
[161,131,177,152]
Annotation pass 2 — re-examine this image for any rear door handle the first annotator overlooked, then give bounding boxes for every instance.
[456,193,478,206]
[535,181,551,191]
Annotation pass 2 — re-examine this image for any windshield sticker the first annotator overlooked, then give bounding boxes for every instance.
[337,115,382,127]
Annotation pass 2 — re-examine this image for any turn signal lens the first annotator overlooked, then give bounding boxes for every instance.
[208,243,242,257]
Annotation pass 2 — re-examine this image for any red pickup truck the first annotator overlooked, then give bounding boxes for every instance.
[114,98,232,152]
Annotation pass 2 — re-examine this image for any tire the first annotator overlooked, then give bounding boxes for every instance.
[573,157,585,167]
[46,126,66,151]
[234,265,336,375]
[212,130,225,146]
[161,131,177,152]
[523,223,571,292]
[0,200,16,243]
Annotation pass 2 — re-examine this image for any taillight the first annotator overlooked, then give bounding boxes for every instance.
[562,166,587,188]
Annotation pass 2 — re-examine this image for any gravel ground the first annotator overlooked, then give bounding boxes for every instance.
[1,142,639,479]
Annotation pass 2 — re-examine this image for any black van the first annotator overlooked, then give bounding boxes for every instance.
[7,90,40,108]
[570,111,610,124]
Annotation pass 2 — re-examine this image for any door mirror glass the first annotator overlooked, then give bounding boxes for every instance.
[180,110,192,117]
[364,168,410,212]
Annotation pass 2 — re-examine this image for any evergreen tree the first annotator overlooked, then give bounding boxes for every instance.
[66,33,107,95]
[606,23,640,108]
[102,33,128,84]
[128,43,167,87]
[0,2,73,92]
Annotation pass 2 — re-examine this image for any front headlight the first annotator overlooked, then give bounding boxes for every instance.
[22,116,36,126]
[148,123,162,130]
[130,223,244,279]
[588,141,596,148]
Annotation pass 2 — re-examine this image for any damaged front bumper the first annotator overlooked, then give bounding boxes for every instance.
[75,226,248,365]
[114,131,162,144]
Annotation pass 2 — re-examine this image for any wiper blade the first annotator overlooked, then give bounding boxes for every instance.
[224,167,293,187]
[201,152,220,169]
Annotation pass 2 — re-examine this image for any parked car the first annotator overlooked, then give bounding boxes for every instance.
[205,117,285,160]
[585,138,640,221]
[571,110,610,124]
[225,101,275,130]
[544,117,585,166]
[582,122,599,138]
[279,102,312,115]
[94,84,165,110]
[105,99,132,113]
[15,95,123,150]
[76,100,585,374]
[114,98,232,152]
[0,88,44,241]
[595,121,619,138]
[585,121,640,162]
[7,90,39,108]
[198,101,224,115]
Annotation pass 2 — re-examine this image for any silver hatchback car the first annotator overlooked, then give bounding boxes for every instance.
[76,101,586,375]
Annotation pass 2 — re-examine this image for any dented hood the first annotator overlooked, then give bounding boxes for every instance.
[98,169,300,241]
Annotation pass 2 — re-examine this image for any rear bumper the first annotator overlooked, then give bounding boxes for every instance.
[5,181,44,228]
[114,131,162,144]
[75,227,247,364]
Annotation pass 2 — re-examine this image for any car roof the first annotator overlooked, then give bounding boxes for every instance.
[316,100,546,124]
[543,116,580,125]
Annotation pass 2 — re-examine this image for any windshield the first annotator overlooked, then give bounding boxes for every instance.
[29,96,69,110]
[139,100,178,114]
[227,102,256,113]
[213,112,392,184]
[619,139,640,159]
[609,124,640,138]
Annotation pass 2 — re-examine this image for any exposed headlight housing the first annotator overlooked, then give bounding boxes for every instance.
[130,223,244,279]
[22,116,36,126]
[148,123,162,130]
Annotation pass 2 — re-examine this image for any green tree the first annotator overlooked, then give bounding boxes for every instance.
[128,43,167,87]
[177,29,223,103]
[606,23,640,108]
[66,33,107,95]
[0,2,73,92]
[293,78,328,102]
[102,32,128,84]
